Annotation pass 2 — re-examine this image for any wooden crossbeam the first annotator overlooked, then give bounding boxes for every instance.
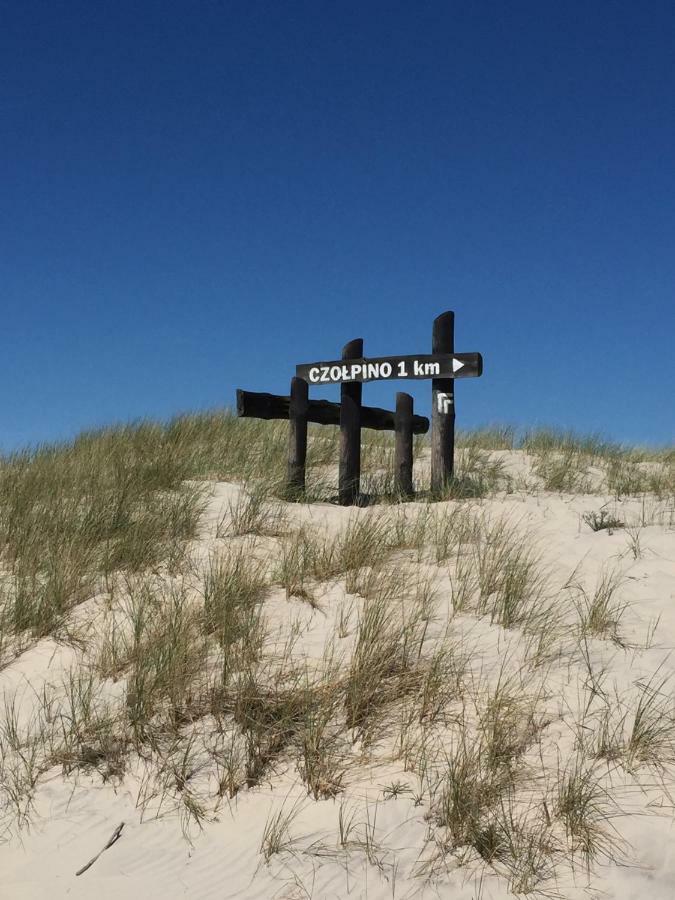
[236,389,429,434]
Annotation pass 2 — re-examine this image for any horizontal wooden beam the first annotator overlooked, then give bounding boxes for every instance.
[236,389,429,435]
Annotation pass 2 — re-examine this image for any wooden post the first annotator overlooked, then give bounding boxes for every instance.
[287,376,308,498]
[338,338,363,506]
[394,392,414,498]
[431,311,455,493]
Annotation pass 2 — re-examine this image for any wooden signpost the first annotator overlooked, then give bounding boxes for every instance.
[236,310,482,504]
[296,351,482,384]
[431,311,455,494]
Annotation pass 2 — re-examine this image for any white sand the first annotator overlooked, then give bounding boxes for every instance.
[1,457,674,899]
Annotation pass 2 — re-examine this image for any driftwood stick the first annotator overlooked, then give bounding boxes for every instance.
[75,821,125,876]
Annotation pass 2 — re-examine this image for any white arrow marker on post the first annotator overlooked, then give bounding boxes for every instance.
[437,392,453,414]
[452,358,465,373]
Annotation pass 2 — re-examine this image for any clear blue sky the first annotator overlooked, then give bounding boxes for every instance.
[2,1,674,450]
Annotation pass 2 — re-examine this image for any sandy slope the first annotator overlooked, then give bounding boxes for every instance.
[1,459,674,900]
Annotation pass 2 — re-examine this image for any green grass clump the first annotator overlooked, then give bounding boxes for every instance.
[572,567,627,647]
[520,428,620,460]
[0,424,208,649]
[432,446,507,500]
[203,547,268,684]
[456,425,516,451]
[554,757,621,865]
[124,580,208,737]
[451,515,545,629]
[605,456,674,498]
[582,509,624,532]
[532,447,592,493]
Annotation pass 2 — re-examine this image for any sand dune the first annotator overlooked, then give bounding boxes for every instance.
[2,448,674,899]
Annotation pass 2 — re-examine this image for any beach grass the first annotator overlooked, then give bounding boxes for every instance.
[1,413,674,893]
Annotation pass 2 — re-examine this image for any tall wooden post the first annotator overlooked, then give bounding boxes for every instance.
[394,392,414,498]
[431,311,455,493]
[338,338,363,505]
[287,376,308,498]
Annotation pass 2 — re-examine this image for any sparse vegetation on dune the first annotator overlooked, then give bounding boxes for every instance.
[0,414,674,894]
